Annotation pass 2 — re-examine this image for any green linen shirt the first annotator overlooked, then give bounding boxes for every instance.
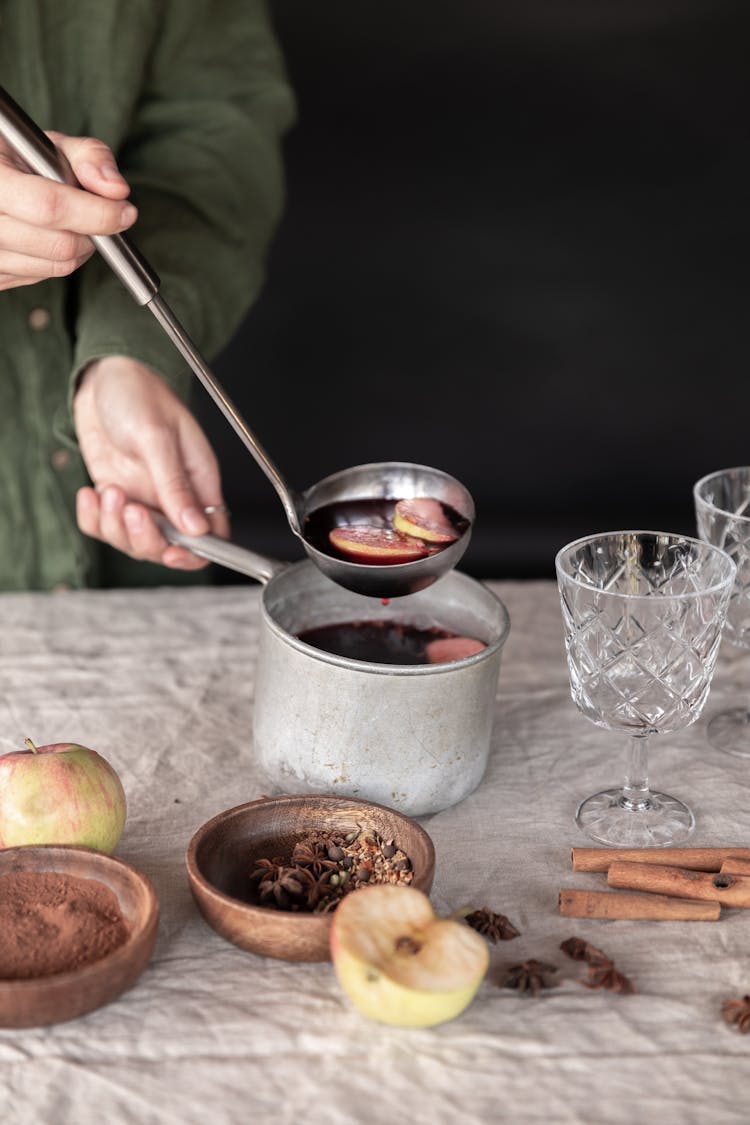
[0,0,294,589]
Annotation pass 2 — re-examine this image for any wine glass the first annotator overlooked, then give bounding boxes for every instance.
[694,467,750,756]
[556,531,736,847]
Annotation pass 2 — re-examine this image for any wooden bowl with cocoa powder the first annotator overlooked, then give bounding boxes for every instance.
[0,845,159,1029]
[186,794,436,962]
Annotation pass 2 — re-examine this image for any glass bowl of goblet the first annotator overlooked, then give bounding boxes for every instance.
[556,530,736,847]
[694,467,750,756]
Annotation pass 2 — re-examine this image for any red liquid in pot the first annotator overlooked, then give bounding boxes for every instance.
[297,620,485,665]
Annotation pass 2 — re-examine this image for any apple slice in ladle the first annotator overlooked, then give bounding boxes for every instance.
[393,498,460,544]
[329,526,429,565]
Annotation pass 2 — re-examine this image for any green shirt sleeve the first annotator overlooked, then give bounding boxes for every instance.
[69,0,295,411]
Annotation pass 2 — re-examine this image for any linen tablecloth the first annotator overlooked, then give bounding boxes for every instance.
[1,580,749,1125]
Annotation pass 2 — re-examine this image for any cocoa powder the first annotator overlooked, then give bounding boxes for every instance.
[0,871,130,980]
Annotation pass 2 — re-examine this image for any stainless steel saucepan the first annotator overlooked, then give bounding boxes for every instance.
[165,528,511,815]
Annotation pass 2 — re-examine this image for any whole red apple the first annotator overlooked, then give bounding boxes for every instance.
[0,740,127,853]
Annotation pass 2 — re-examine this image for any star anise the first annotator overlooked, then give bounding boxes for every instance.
[252,863,311,909]
[503,959,557,997]
[722,995,750,1033]
[465,907,520,943]
[559,937,609,966]
[290,840,339,878]
[306,870,341,911]
[581,962,635,994]
[560,936,635,994]
[249,856,286,886]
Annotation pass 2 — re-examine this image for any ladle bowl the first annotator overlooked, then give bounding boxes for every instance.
[159,461,473,599]
[293,460,474,597]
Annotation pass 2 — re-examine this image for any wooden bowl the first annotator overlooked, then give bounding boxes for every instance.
[186,794,436,962]
[0,845,159,1029]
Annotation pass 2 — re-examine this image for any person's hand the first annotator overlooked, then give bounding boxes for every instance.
[73,356,229,570]
[0,130,137,291]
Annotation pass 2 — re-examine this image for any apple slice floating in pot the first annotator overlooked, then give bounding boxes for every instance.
[393,498,460,545]
[425,636,486,664]
[328,526,429,565]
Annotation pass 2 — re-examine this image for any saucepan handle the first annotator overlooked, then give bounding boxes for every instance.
[153,515,289,585]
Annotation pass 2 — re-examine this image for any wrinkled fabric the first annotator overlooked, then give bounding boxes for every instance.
[0,0,294,589]
[0,580,749,1124]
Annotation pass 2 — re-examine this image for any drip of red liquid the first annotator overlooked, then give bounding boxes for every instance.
[381,598,390,606]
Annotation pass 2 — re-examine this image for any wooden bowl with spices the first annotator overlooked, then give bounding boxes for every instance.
[186,794,436,962]
[0,845,159,1029]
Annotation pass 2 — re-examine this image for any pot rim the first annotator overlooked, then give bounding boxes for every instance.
[259,566,511,676]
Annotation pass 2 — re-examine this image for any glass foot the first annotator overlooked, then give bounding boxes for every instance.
[575,788,695,847]
[707,707,750,758]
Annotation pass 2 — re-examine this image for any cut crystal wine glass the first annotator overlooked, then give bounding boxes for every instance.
[694,467,750,756]
[556,531,735,847]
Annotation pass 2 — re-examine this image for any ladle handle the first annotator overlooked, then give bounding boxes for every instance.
[0,84,303,536]
[153,515,288,585]
[146,294,303,536]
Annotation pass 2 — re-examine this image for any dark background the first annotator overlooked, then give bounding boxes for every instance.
[196,0,750,581]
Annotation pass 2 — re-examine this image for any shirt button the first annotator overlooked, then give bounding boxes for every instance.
[29,307,51,331]
[51,448,70,471]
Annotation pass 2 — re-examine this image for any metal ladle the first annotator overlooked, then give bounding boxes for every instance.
[0,85,473,597]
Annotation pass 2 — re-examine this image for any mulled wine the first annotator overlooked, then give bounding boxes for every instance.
[297,619,485,665]
[303,497,470,566]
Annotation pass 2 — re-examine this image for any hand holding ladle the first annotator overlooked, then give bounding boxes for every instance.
[0,84,474,597]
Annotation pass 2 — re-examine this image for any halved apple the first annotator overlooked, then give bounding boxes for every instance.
[393,498,460,544]
[330,884,489,1027]
[328,526,428,564]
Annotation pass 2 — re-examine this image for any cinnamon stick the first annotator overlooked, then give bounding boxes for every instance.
[571,847,750,873]
[607,861,750,907]
[720,857,750,877]
[559,888,720,921]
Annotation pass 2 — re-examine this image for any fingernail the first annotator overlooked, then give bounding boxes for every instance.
[182,507,208,535]
[99,161,126,183]
[77,488,97,511]
[77,161,96,182]
[119,203,137,226]
[102,487,120,513]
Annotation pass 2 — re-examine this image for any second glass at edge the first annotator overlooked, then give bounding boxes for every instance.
[556,530,736,847]
[694,467,750,757]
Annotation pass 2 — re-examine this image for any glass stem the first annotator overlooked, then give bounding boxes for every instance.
[621,733,652,811]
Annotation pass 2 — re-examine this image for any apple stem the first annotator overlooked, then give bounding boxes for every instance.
[23,738,39,754]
